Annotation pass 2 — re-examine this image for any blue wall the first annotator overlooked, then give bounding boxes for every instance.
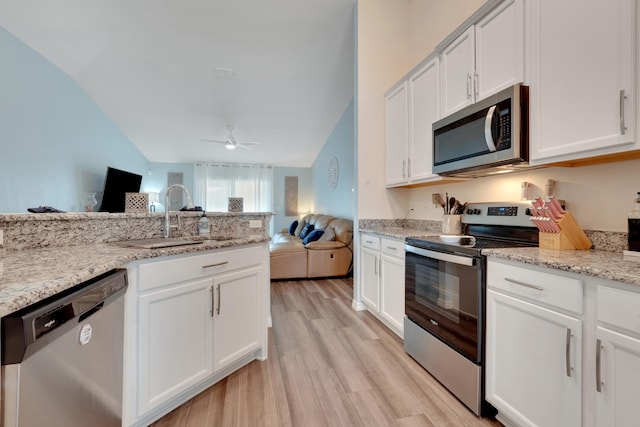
[311,100,355,220]
[272,167,312,233]
[0,27,149,213]
[144,162,195,212]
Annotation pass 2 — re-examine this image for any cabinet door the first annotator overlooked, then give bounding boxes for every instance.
[527,0,636,163]
[441,27,475,117]
[213,266,262,373]
[475,0,524,102]
[486,290,582,427]
[138,277,214,415]
[596,327,640,427]
[385,82,409,186]
[360,246,380,310]
[380,253,405,335]
[408,57,440,183]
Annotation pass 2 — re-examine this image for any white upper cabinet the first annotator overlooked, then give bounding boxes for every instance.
[385,82,409,186]
[442,27,476,116]
[441,0,524,117]
[408,56,441,183]
[527,0,637,164]
[475,0,525,102]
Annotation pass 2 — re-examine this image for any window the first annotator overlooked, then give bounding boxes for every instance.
[193,163,273,213]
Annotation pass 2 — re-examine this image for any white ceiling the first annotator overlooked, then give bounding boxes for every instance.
[0,0,355,167]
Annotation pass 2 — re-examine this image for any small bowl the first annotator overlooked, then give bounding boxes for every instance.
[439,235,461,243]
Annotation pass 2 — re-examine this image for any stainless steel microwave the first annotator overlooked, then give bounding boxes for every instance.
[432,84,529,178]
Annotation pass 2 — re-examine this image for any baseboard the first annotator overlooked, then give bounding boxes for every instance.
[352,299,367,311]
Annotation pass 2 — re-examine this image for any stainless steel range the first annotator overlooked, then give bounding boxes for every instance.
[404,201,539,416]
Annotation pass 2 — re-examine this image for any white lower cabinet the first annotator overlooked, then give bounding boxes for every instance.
[359,233,404,337]
[379,240,405,334]
[486,290,582,427]
[212,267,262,373]
[487,258,584,427]
[487,258,640,427]
[595,327,640,427]
[596,285,640,426]
[137,276,214,415]
[124,244,268,427]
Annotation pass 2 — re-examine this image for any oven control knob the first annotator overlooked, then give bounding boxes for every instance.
[525,208,532,216]
[473,208,481,215]
[466,208,473,215]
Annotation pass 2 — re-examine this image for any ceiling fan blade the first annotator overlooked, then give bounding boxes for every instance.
[238,144,254,150]
[240,141,261,146]
[200,138,227,144]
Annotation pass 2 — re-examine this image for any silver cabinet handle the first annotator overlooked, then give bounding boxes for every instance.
[566,328,573,377]
[203,261,229,269]
[402,160,406,179]
[386,246,397,251]
[210,286,214,317]
[374,256,379,276]
[484,105,498,152]
[620,89,627,135]
[216,284,221,315]
[466,73,472,99]
[504,277,544,291]
[596,339,603,392]
[407,158,411,178]
[474,72,479,99]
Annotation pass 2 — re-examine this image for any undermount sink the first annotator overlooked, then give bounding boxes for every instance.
[113,237,204,249]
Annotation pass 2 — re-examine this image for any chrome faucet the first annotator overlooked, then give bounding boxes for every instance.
[164,184,194,238]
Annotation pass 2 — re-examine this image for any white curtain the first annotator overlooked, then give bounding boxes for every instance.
[193,163,273,214]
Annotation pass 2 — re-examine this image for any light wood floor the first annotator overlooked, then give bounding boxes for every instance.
[151,277,502,427]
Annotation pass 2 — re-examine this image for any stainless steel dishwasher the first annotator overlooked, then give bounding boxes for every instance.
[1,269,128,427]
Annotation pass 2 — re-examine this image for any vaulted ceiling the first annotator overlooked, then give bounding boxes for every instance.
[0,0,355,167]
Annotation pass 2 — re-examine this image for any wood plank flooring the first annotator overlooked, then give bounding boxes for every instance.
[151,278,502,427]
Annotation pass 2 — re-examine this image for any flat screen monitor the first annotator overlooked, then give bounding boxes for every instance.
[99,167,143,212]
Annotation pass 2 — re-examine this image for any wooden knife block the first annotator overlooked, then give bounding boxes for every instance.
[538,211,592,250]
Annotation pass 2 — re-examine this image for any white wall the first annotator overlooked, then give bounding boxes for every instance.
[357,0,412,220]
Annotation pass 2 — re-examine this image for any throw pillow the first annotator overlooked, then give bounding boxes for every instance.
[303,229,324,245]
[294,220,306,236]
[299,223,315,240]
[288,220,298,235]
[319,228,336,241]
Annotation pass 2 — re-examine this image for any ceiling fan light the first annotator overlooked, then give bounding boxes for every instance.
[225,143,236,150]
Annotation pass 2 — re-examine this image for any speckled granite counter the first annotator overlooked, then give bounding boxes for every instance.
[359,218,441,240]
[359,219,640,288]
[484,248,640,287]
[0,236,270,317]
[0,211,273,317]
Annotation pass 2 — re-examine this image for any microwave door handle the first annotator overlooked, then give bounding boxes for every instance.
[484,105,498,152]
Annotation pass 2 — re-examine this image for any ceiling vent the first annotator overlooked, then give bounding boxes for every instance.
[214,67,235,79]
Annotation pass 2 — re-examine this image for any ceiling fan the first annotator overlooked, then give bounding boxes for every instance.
[202,125,261,150]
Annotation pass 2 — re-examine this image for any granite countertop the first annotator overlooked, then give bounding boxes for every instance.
[359,225,640,287]
[0,237,269,317]
[359,226,440,240]
[484,247,640,287]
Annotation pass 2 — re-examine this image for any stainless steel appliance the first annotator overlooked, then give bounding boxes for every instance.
[1,269,128,427]
[432,84,530,178]
[404,202,538,416]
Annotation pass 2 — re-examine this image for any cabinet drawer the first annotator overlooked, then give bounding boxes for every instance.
[381,237,404,258]
[360,234,381,251]
[487,260,583,314]
[138,246,264,291]
[598,286,640,334]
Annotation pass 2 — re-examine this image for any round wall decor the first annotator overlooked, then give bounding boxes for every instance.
[328,156,339,190]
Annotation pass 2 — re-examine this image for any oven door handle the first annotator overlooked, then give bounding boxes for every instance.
[405,245,475,266]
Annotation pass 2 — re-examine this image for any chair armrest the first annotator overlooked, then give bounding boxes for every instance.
[305,241,347,250]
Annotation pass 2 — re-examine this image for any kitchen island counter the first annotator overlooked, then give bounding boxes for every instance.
[0,236,270,317]
[484,247,640,287]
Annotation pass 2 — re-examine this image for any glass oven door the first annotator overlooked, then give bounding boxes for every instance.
[405,245,483,362]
